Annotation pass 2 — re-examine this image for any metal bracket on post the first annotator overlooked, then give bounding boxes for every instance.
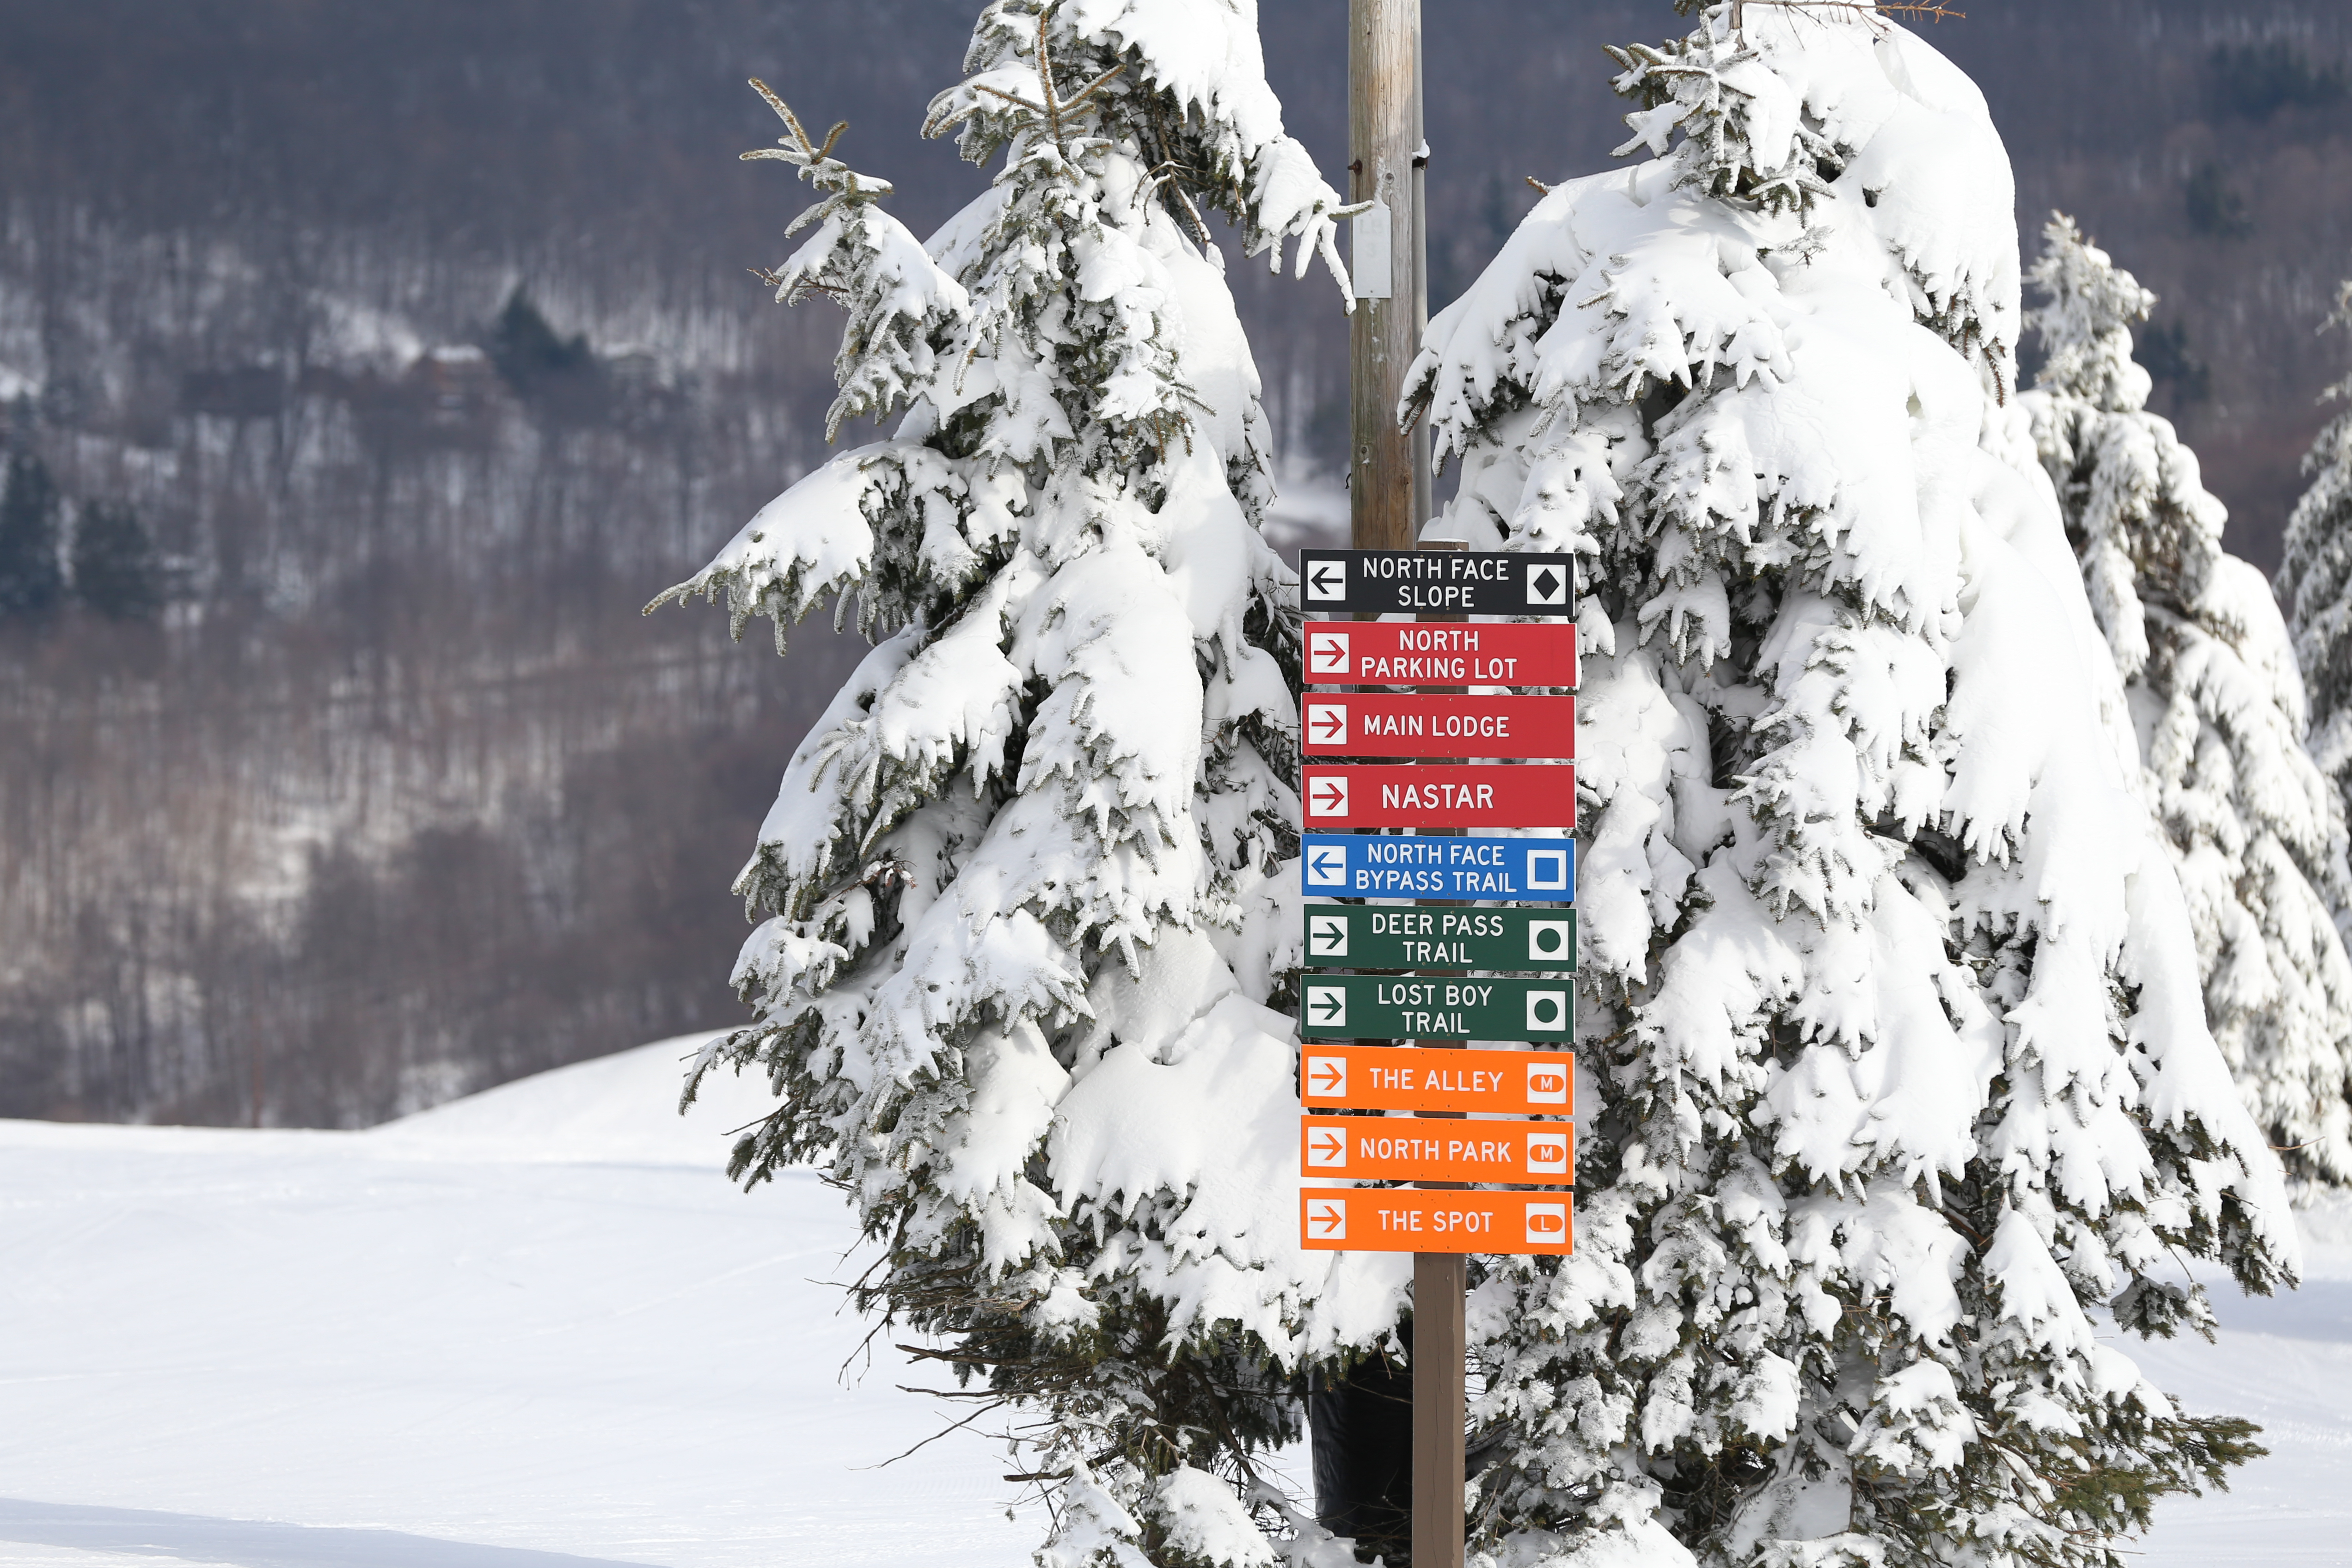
[1352,195,1394,300]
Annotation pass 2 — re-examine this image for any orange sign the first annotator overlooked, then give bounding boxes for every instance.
[1300,1045,1574,1115]
[1299,1188,1574,1255]
[1300,1116,1574,1184]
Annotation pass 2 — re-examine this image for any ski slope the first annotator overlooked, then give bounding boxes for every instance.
[0,1038,1036,1568]
[1,1039,2347,1567]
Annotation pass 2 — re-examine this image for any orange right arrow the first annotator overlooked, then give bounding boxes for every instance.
[1309,1129,1346,1161]
[1309,1062,1345,1093]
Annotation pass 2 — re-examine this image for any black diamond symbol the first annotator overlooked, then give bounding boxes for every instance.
[1528,565,1565,604]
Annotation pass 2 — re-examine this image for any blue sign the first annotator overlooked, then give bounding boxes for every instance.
[1300,834,1575,902]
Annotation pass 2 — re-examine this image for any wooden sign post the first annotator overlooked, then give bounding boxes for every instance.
[1344,0,1447,1548]
[1325,6,1582,1563]
[1303,568,1580,1560]
[1347,2,1427,557]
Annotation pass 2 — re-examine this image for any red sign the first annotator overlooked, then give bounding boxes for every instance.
[1300,764,1575,831]
[1300,1188,1574,1254]
[1301,694,1575,760]
[1301,1045,1574,1115]
[1301,1115,1574,1183]
[1304,622,1579,688]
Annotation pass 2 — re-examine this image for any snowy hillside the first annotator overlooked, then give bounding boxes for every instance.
[0,1038,1036,1568]
[0,1038,2345,1566]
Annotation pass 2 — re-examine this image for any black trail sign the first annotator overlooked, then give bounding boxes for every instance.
[1298,549,1577,616]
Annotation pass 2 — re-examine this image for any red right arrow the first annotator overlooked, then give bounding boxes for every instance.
[1311,779,1348,813]
[1308,1062,1345,1093]
[1309,706,1346,741]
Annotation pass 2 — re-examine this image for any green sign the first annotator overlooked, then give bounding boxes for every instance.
[1301,906,1575,972]
[1298,975,1574,1041]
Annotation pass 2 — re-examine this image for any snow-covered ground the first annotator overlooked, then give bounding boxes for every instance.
[0,1038,1035,1568]
[2132,1197,2352,1566]
[2,1038,2347,1567]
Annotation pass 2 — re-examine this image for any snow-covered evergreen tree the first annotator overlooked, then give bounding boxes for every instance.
[2279,280,2352,858]
[72,498,163,622]
[0,453,64,619]
[653,4,1396,1561]
[1403,8,2297,1566]
[2022,215,2352,1188]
